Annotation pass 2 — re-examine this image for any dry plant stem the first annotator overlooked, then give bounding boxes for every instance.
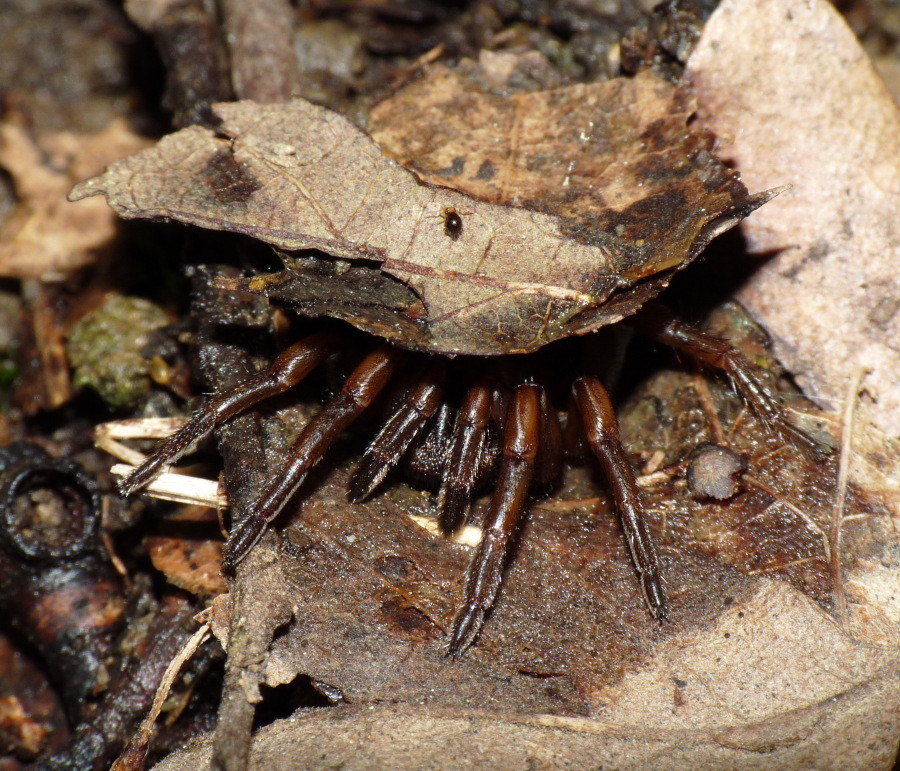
[112,463,225,507]
[691,371,728,444]
[829,366,870,626]
[96,417,189,467]
[188,269,276,771]
[631,302,820,453]
[574,376,667,621]
[112,623,212,770]
[349,361,446,502]
[120,332,338,496]
[438,379,496,534]
[222,345,404,571]
[214,536,289,771]
[448,384,541,655]
[101,495,130,582]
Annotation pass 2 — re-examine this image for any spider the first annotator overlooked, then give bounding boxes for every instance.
[118,295,817,654]
[74,95,824,654]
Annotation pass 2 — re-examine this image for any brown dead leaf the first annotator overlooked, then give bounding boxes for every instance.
[0,118,149,279]
[70,83,767,356]
[203,463,751,715]
[145,536,227,600]
[157,583,899,769]
[196,313,893,717]
[686,0,900,439]
[368,64,740,256]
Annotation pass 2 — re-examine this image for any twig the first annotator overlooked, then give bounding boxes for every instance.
[691,371,727,445]
[101,495,131,583]
[111,623,212,770]
[829,366,870,627]
[21,279,72,410]
[95,417,189,466]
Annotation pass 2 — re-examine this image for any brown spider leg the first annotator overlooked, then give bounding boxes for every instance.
[222,345,403,571]
[348,362,446,502]
[534,388,563,490]
[563,392,586,458]
[119,332,339,496]
[437,379,496,535]
[402,402,453,489]
[573,376,668,621]
[448,383,541,656]
[631,303,822,454]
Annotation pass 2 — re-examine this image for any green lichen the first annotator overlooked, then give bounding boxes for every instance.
[67,293,169,409]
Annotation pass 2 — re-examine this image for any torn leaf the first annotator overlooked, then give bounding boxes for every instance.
[71,79,766,355]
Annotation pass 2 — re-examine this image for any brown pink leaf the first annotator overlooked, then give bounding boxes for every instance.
[686,0,900,438]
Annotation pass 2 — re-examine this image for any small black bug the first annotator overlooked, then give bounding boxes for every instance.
[442,207,463,240]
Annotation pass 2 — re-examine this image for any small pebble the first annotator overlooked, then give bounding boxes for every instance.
[687,443,747,500]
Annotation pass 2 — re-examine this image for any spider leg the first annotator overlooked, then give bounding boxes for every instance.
[447,383,541,656]
[119,332,339,496]
[437,379,496,535]
[534,387,563,490]
[222,345,403,570]
[348,362,446,502]
[563,392,586,458]
[402,402,453,489]
[574,376,667,621]
[631,303,823,454]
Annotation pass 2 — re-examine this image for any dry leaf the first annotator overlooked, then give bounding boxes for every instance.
[0,119,148,279]
[194,307,893,721]
[686,0,900,438]
[145,537,227,600]
[70,84,767,356]
[368,64,738,252]
[158,582,899,769]
[161,306,896,765]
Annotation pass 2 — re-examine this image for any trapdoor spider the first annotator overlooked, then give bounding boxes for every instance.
[120,300,818,654]
[74,94,825,654]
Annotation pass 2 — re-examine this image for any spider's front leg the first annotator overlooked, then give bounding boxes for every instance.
[630,302,823,454]
[448,383,542,656]
[119,331,339,496]
[222,345,403,570]
[574,376,668,621]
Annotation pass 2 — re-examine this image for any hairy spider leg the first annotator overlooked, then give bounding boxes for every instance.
[574,376,668,621]
[119,332,339,496]
[631,302,823,454]
[402,402,453,488]
[222,345,403,571]
[437,379,496,535]
[348,362,446,502]
[448,383,542,656]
